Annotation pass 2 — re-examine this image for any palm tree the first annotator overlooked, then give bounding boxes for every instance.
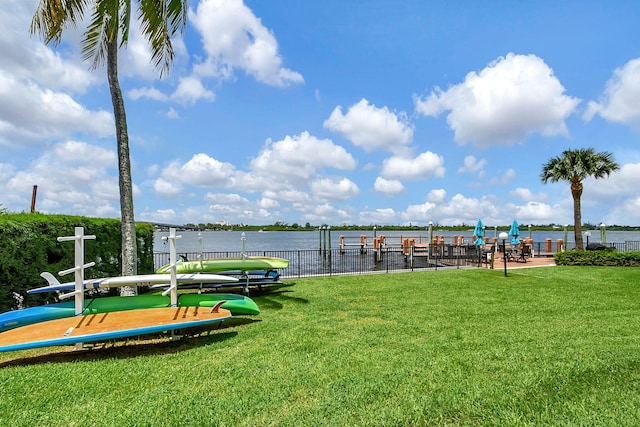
[541,148,619,250]
[31,1,187,294]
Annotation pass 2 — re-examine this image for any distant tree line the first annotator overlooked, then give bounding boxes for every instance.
[179,221,640,232]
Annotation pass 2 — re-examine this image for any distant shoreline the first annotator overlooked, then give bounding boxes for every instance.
[153,223,640,233]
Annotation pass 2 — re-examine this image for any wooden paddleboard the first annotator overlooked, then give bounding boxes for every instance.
[0,293,259,333]
[0,305,231,353]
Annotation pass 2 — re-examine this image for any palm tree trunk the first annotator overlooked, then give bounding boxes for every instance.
[107,38,138,295]
[572,181,584,250]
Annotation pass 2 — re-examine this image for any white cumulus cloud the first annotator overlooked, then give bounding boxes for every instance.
[324,98,414,152]
[584,58,640,129]
[162,153,236,187]
[262,189,311,204]
[171,76,215,104]
[250,131,357,181]
[154,177,182,197]
[401,202,437,222]
[381,151,445,180]
[0,139,129,217]
[509,187,548,202]
[426,189,447,203]
[0,71,113,147]
[374,177,405,197]
[190,0,303,87]
[311,177,360,201]
[457,155,486,175]
[359,208,398,225]
[128,86,169,102]
[586,162,640,198]
[414,53,580,147]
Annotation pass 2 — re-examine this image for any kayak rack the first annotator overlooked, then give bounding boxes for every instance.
[160,228,181,307]
[56,227,96,316]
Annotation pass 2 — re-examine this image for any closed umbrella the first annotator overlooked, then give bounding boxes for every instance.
[600,223,606,245]
[473,219,485,245]
[428,222,433,245]
[509,219,520,245]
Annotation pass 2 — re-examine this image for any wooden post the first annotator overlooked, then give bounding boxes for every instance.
[30,185,38,213]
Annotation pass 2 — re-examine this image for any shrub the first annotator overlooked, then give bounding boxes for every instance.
[554,249,640,266]
[0,213,154,311]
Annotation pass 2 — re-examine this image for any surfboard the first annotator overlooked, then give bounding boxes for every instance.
[156,256,289,274]
[27,272,239,294]
[0,293,259,333]
[0,304,231,353]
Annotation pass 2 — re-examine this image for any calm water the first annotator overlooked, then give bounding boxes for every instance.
[153,229,640,253]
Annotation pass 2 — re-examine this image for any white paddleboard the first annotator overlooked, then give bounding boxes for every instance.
[27,272,238,294]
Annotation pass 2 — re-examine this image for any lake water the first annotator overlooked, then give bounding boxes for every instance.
[154,229,640,253]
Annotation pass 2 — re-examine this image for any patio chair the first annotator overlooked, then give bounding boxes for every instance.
[516,244,531,262]
[482,244,495,264]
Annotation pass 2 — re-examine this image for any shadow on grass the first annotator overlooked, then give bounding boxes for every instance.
[252,285,309,310]
[0,317,259,368]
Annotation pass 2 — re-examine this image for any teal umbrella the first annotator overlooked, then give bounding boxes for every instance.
[473,219,485,245]
[509,219,520,245]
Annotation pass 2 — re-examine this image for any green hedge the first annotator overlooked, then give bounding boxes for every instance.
[554,249,640,266]
[0,213,155,312]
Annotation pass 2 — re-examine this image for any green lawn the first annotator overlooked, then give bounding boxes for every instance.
[1,266,640,426]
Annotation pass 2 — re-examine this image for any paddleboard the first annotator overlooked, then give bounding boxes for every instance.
[0,293,259,333]
[150,277,282,291]
[0,304,231,353]
[156,256,289,274]
[177,293,259,315]
[213,270,281,278]
[27,272,239,294]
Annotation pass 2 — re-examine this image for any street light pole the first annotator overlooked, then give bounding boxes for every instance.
[499,232,508,277]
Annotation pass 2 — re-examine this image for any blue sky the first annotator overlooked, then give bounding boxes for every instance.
[2,1,640,227]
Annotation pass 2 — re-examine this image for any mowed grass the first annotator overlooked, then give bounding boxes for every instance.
[1,266,640,426]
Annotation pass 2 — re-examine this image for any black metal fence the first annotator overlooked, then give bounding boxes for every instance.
[609,241,640,252]
[153,244,485,278]
[531,240,640,254]
[154,240,640,278]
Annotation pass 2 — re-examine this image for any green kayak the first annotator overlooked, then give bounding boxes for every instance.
[157,256,289,274]
[83,293,259,316]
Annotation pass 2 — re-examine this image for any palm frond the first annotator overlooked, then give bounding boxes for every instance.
[82,2,113,69]
[540,148,619,185]
[30,0,91,45]
[119,0,132,46]
[138,0,188,77]
[32,0,186,75]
